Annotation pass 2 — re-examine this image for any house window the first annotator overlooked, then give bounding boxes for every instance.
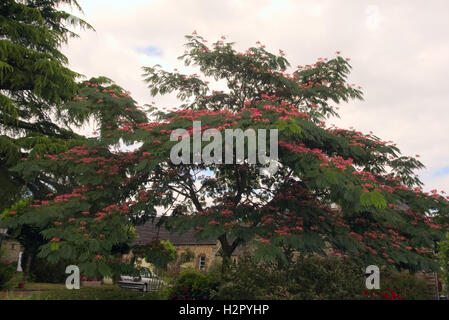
[198,255,206,271]
[11,244,15,250]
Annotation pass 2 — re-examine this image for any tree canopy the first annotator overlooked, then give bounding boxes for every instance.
[0,1,147,274]
[0,0,95,210]
[2,31,449,277]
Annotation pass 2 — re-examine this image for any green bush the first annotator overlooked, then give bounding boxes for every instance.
[0,250,23,290]
[29,257,70,283]
[170,269,219,300]
[379,271,434,300]
[0,262,17,290]
[214,255,366,300]
[178,249,195,264]
[213,255,435,300]
[134,240,177,271]
[213,258,266,300]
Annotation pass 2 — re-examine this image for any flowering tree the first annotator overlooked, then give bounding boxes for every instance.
[2,33,449,277]
[1,74,148,275]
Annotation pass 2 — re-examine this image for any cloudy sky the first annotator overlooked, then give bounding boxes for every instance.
[63,0,449,193]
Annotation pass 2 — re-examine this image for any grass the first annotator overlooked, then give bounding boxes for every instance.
[1,282,171,300]
[30,286,169,300]
[21,282,67,290]
[1,291,35,300]
[0,282,64,300]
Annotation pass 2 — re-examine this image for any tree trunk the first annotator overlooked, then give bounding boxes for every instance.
[25,253,33,274]
[219,235,234,276]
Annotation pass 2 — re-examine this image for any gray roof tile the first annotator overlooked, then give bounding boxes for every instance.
[134,218,217,246]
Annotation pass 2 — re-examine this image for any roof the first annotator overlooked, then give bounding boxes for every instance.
[134,218,218,246]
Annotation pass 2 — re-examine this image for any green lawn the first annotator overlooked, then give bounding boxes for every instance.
[22,282,67,290]
[1,282,170,300]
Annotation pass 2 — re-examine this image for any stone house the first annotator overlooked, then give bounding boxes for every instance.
[134,218,240,272]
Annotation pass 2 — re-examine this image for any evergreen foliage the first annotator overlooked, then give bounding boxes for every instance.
[0,0,93,210]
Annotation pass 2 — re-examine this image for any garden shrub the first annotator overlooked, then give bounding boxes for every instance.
[170,269,219,300]
[29,257,70,283]
[133,239,177,271]
[288,256,367,300]
[363,288,403,300]
[167,248,196,275]
[0,250,23,290]
[213,255,435,300]
[0,262,18,290]
[178,249,195,265]
[379,271,434,300]
[214,255,366,300]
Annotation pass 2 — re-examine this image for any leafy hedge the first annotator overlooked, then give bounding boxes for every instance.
[0,250,23,290]
[133,239,177,271]
[379,271,434,300]
[211,255,437,300]
[214,255,366,300]
[170,269,219,300]
[28,257,71,283]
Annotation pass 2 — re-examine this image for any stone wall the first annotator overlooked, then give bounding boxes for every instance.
[172,243,220,272]
[0,239,23,264]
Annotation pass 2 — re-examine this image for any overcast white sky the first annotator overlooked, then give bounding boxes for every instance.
[63,0,449,193]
